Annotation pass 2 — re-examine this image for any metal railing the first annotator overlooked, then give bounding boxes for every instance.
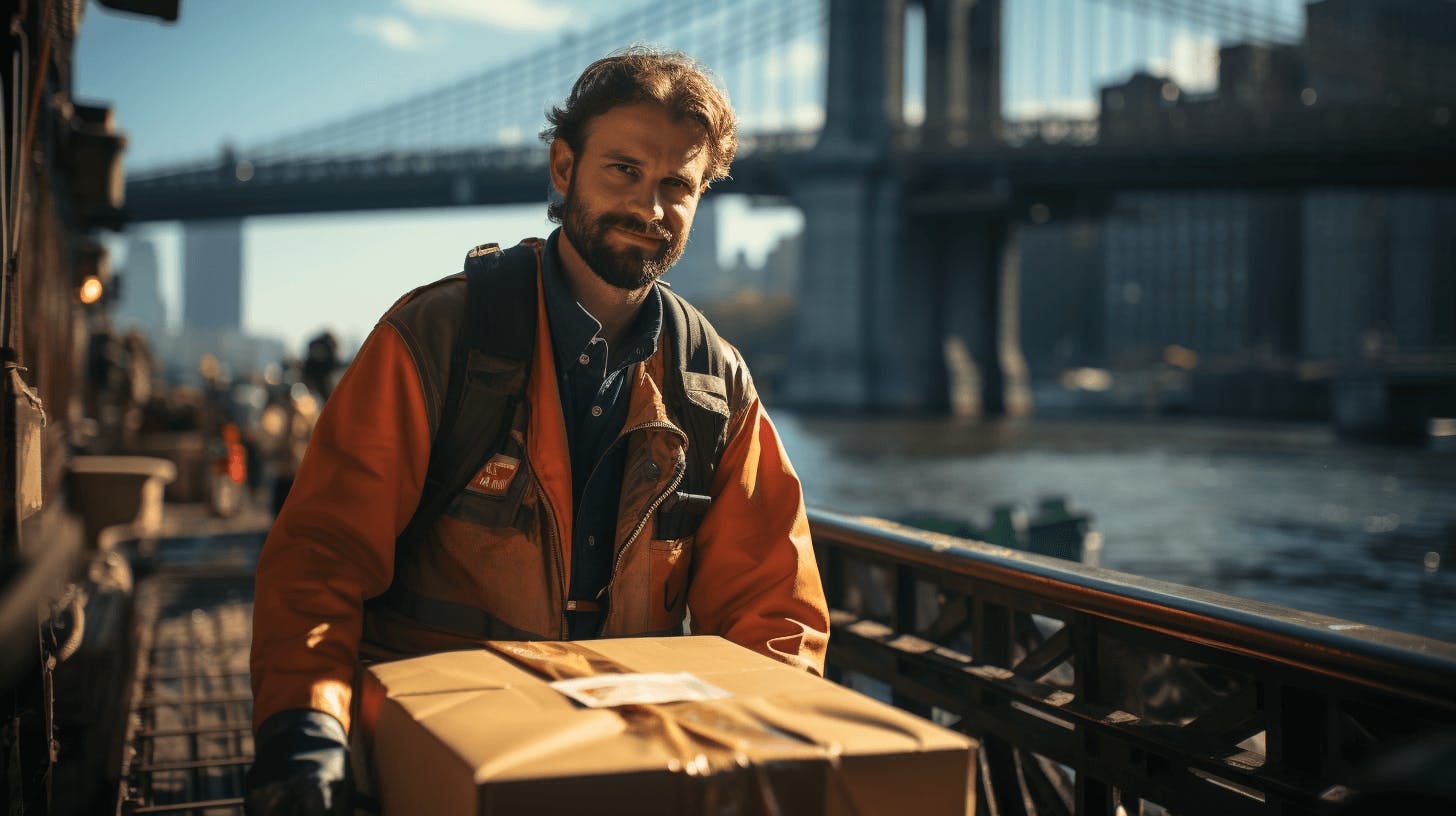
[810,508,1456,816]
[108,513,1456,814]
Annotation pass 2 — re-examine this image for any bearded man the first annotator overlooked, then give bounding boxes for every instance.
[244,48,829,815]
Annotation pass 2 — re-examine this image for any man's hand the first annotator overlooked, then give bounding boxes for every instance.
[244,709,351,816]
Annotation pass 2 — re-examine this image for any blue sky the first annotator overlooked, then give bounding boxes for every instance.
[77,0,628,168]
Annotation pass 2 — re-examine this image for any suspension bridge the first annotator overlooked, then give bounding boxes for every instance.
[125,0,1453,218]
[122,0,1456,415]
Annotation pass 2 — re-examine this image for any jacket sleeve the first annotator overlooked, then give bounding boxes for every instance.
[250,323,432,734]
[686,396,830,675]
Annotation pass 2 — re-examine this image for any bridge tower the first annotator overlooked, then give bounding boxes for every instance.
[914,0,1030,418]
[788,0,1024,415]
[922,0,999,146]
[784,0,906,410]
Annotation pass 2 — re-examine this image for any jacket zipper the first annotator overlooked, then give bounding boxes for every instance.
[601,419,687,633]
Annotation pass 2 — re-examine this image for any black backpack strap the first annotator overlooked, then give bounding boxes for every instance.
[655,288,733,539]
[394,241,540,550]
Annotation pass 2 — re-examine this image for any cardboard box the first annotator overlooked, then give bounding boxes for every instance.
[363,636,976,815]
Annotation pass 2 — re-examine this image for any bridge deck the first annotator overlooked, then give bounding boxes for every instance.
[120,522,264,816]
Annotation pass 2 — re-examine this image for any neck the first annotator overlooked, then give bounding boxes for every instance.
[556,229,651,349]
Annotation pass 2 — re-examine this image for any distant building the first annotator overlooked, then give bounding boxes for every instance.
[1297,0,1456,360]
[1217,43,1303,112]
[1100,43,1305,143]
[662,201,803,304]
[1099,71,1179,142]
[1302,191,1456,360]
[1305,0,1456,106]
[1100,192,1300,367]
[153,326,286,386]
[182,220,243,334]
[1080,0,1455,375]
[756,229,802,297]
[661,198,726,302]
[112,237,167,335]
[1017,220,1104,378]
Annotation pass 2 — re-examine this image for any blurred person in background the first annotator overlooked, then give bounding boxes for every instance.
[258,356,324,516]
[301,330,342,399]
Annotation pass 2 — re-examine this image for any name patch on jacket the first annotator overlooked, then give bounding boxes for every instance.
[466,454,520,497]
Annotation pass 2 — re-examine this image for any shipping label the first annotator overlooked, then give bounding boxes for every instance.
[550,672,733,708]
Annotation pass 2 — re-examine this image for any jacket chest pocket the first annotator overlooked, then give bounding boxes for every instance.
[443,453,533,533]
[647,536,694,631]
[654,489,711,540]
[653,508,699,540]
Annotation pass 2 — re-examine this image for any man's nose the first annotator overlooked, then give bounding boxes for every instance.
[625,183,665,224]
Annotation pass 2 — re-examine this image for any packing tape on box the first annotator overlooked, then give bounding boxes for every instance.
[486,640,868,816]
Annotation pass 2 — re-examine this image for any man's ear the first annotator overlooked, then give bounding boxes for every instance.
[549,139,575,197]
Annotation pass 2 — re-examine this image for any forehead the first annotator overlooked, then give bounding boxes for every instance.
[580,103,710,175]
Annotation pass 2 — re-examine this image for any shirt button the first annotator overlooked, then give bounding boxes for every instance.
[578,353,590,366]
[590,405,603,418]
[587,535,596,547]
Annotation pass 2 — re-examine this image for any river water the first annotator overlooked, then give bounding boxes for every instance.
[772,413,1456,643]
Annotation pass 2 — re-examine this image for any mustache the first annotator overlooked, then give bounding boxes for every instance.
[599,213,673,243]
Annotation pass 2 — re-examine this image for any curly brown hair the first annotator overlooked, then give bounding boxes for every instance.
[542,47,737,220]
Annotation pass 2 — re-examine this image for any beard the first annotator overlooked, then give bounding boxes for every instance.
[560,177,688,291]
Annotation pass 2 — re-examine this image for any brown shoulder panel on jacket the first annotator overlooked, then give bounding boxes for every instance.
[381,274,468,438]
[714,335,759,443]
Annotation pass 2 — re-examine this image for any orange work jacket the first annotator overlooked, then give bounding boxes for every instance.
[250,244,830,733]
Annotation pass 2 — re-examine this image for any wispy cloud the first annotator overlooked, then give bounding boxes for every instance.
[351,15,425,51]
[400,0,572,32]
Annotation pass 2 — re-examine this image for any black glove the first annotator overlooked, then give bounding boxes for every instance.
[245,709,352,816]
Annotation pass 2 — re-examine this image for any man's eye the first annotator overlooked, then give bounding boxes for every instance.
[611,164,638,176]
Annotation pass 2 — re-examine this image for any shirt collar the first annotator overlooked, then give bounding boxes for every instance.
[542,228,662,376]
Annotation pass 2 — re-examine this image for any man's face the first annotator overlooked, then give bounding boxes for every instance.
[551,103,711,292]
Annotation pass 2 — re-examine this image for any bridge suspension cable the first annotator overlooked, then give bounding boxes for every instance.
[227,0,825,167]
[1088,0,1305,46]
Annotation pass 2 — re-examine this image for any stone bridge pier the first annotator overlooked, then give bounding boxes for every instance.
[786,0,1026,416]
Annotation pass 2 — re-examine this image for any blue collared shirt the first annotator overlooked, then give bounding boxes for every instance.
[540,229,662,638]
